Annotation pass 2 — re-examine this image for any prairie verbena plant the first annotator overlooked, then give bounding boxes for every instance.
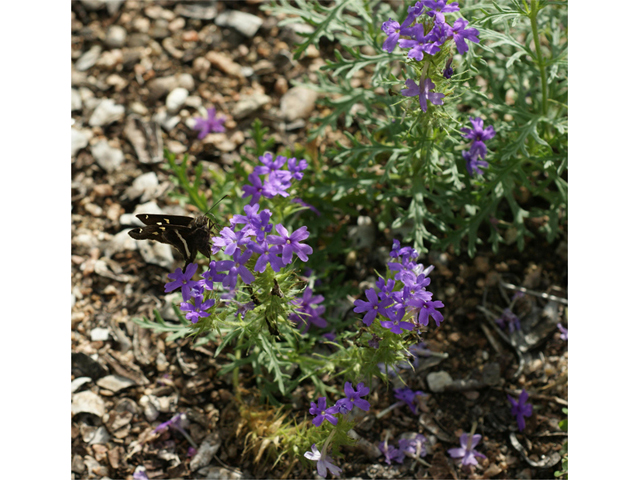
[267,0,567,256]
[133,118,446,476]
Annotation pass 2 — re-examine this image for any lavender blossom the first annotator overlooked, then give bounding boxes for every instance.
[448,433,486,466]
[508,390,533,431]
[164,263,200,301]
[304,443,342,478]
[193,107,226,139]
[401,77,445,112]
[309,397,340,427]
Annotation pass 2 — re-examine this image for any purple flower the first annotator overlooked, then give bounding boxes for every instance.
[309,397,340,427]
[180,294,215,323]
[378,441,405,464]
[401,77,444,112]
[407,297,445,327]
[422,0,460,24]
[242,172,269,205]
[254,152,287,175]
[558,323,568,341]
[193,107,226,139]
[448,433,486,466]
[132,468,149,480]
[304,443,342,478]
[380,308,415,334]
[496,308,521,332]
[335,382,370,413]
[508,390,533,432]
[381,19,402,53]
[389,239,415,259]
[202,260,228,289]
[461,117,495,157]
[165,263,200,301]
[290,287,327,332]
[450,18,480,55]
[394,387,425,415]
[212,227,250,256]
[267,225,313,264]
[154,412,189,434]
[398,27,442,60]
[398,434,428,458]
[353,288,393,326]
[288,157,308,180]
[220,250,255,289]
[463,150,489,176]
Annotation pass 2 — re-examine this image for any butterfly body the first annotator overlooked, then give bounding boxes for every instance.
[128,214,214,269]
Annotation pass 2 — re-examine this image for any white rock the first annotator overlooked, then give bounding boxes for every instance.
[91,140,124,172]
[71,128,89,156]
[215,10,263,38]
[105,25,127,48]
[72,390,105,417]
[89,99,125,127]
[90,327,110,341]
[75,45,102,71]
[427,371,453,393]
[71,89,82,111]
[280,86,318,122]
[166,87,189,113]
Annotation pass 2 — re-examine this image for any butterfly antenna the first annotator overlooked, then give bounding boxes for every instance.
[204,195,228,229]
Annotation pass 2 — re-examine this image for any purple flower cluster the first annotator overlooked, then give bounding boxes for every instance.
[448,432,486,467]
[382,1,479,111]
[382,1,478,57]
[306,383,370,477]
[193,107,226,139]
[379,434,429,464]
[460,117,495,176]
[164,155,313,323]
[352,239,444,336]
[309,382,371,427]
[242,152,308,206]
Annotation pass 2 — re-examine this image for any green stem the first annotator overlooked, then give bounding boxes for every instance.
[529,0,548,116]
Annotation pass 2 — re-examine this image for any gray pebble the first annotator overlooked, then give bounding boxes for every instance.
[215,10,263,38]
[105,25,127,48]
[89,99,124,126]
[91,140,124,172]
[75,45,102,71]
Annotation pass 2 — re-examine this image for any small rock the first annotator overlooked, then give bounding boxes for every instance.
[91,140,124,172]
[72,454,85,474]
[71,89,82,111]
[97,374,136,392]
[427,371,453,393]
[147,75,180,100]
[71,377,92,393]
[177,73,195,91]
[215,10,263,38]
[154,110,181,131]
[124,115,163,163]
[203,133,235,152]
[205,51,244,79]
[123,171,159,202]
[175,1,217,19]
[232,92,270,120]
[71,128,89,156]
[166,87,189,113]
[190,433,222,471]
[348,216,375,249]
[75,45,102,71]
[89,99,124,127]
[104,229,138,258]
[280,86,318,122]
[72,390,105,417]
[139,395,160,421]
[105,25,127,48]
[90,327,110,342]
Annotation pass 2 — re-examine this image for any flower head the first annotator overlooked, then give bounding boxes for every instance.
[309,397,340,427]
[180,294,215,323]
[448,433,486,466]
[193,107,226,139]
[422,0,460,24]
[267,225,313,264]
[378,440,405,464]
[164,263,200,301]
[353,288,393,326]
[394,387,426,415]
[450,18,480,55]
[304,443,342,478]
[461,117,496,148]
[401,77,444,112]
[558,323,568,341]
[398,434,429,458]
[336,382,370,413]
[508,390,533,431]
